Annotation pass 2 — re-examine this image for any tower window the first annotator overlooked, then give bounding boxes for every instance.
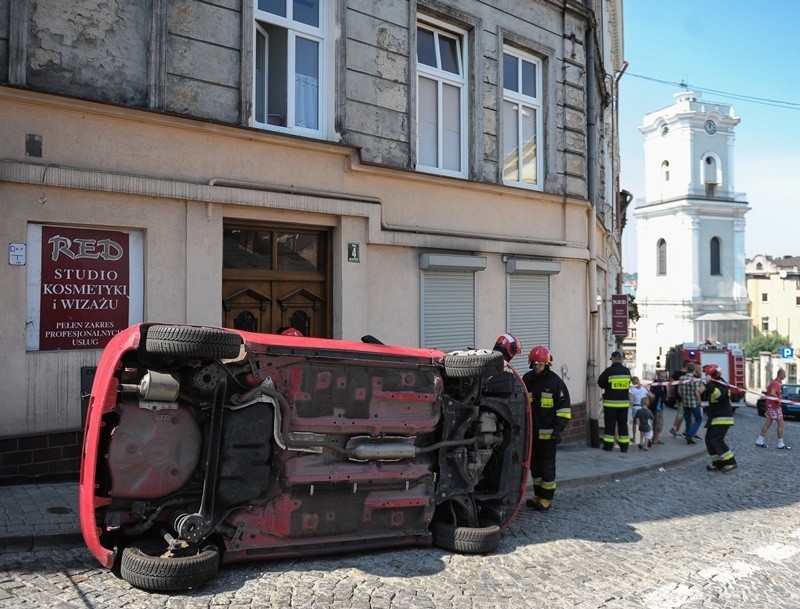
[710,237,721,275]
[657,238,667,276]
[703,154,719,195]
[661,161,670,182]
[762,293,768,302]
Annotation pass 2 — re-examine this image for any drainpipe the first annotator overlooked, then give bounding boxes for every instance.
[585,0,601,446]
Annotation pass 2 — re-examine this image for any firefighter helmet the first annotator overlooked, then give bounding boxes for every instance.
[703,363,721,379]
[280,327,303,337]
[528,345,553,367]
[493,333,522,361]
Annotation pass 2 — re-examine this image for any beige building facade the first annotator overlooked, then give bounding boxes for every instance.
[745,255,800,390]
[0,0,624,479]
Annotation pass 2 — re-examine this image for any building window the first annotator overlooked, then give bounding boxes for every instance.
[502,47,543,190]
[254,0,325,135]
[796,296,800,306]
[661,161,670,182]
[710,237,721,275]
[507,273,551,363]
[657,238,667,276]
[761,317,769,332]
[421,270,476,350]
[416,19,467,177]
[420,254,486,351]
[762,293,768,302]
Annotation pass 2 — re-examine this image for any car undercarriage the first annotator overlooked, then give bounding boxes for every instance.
[79,324,531,591]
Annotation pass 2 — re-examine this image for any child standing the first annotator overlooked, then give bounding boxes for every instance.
[634,404,654,450]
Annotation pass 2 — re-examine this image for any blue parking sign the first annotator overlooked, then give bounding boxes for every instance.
[781,346,794,359]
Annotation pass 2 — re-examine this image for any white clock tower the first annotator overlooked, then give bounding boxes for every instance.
[633,91,751,378]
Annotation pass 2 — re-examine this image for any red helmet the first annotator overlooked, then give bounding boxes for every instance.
[528,345,553,367]
[703,364,721,379]
[494,333,522,361]
[281,327,303,337]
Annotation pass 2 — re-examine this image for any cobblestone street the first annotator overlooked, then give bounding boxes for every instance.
[1,406,798,609]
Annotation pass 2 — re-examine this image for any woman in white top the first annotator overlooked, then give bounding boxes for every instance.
[629,376,649,445]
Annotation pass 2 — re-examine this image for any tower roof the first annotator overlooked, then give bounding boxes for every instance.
[640,90,739,132]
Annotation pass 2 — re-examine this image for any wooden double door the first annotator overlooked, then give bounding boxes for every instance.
[222,223,331,338]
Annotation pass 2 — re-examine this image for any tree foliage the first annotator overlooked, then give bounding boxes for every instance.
[627,295,640,323]
[743,332,791,357]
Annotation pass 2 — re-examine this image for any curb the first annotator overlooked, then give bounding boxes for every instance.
[558,448,707,489]
[0,533,84,552]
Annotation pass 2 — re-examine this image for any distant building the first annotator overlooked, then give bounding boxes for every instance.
[746,255,800,345]
[632,91,751,378]
[744,254,799,390]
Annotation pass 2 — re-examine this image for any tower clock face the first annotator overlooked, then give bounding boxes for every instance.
[704,120,717,135]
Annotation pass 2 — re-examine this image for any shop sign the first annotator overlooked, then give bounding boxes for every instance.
[611,294,629,336]
[26,225,143,351]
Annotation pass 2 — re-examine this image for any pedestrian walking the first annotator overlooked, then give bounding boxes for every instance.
[598,350,632,452]
[668,361,689,437]
[678,362,704,444]
[647,369,668,445]
[702,364,737,472]
[756,368,791,450]
[522,345,572,511]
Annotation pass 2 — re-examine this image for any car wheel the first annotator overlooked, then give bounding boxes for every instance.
[144,325,243,359]
[120,538,219,592]
[442,350,504,379]
[431,522,501,554]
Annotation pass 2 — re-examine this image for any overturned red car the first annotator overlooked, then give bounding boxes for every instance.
[79,324,531,591]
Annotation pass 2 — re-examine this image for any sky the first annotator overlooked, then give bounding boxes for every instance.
[619,0,800,274]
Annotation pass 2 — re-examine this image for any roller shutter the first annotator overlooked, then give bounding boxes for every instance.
[421,270,476,351]
[508,273,550,351]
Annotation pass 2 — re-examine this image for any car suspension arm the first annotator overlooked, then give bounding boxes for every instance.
[172,379,227,544]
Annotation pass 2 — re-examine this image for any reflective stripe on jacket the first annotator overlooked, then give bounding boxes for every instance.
[598,362,632,408]
[522,368,572,436]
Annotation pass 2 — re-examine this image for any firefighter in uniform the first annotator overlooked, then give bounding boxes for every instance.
[702,364,737,472]
[598,350,632,452]
[522,346,571,511]
[493,333,522,363]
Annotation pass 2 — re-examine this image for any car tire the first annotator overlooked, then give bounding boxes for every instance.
[144,325,243,359]
[120,538,219,592]
[431,522,501,554]
[443,350,504,379]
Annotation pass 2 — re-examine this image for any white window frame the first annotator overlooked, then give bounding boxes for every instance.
[416,17,468,179]
[253,0,326,137]
[502,46,543,190]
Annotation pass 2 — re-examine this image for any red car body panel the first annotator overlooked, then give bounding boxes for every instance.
[79,324,532,581]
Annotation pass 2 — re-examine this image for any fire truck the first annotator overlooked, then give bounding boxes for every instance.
[665,342,746,402]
